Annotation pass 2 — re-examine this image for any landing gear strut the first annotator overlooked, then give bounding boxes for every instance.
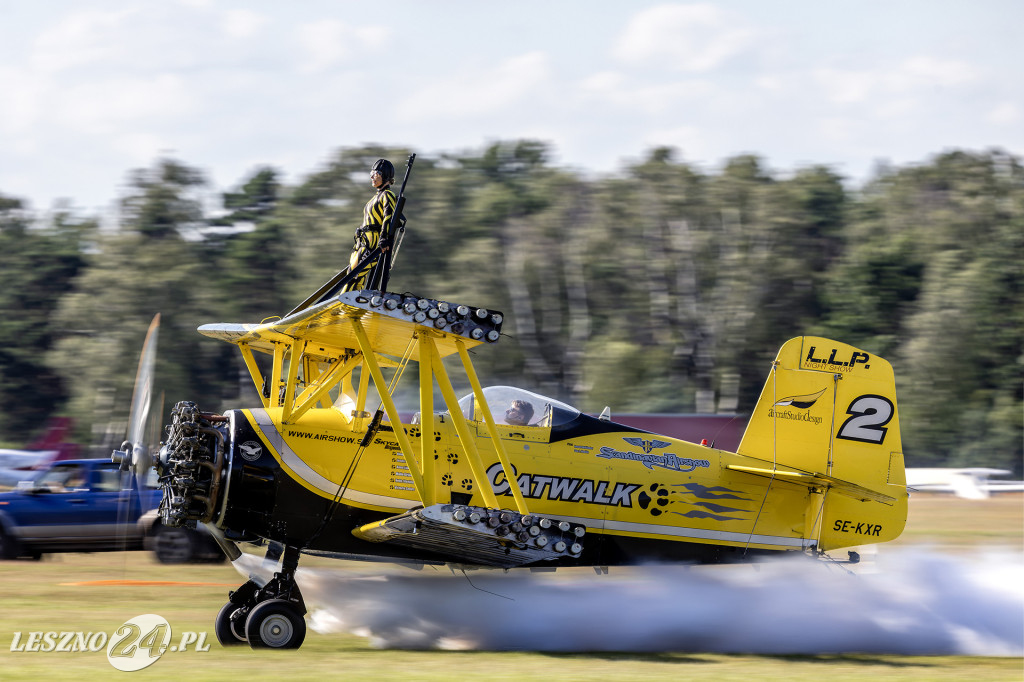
[216,544,307,649]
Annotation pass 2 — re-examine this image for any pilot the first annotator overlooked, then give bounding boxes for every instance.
[343,159,398,292]
[505,399,534,426]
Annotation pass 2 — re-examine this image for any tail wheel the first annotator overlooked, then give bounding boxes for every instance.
[245,599,306,649]
[214,602,248,646]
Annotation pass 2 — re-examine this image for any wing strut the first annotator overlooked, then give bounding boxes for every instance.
[418,334,436,506]
[238,343,269,408]
[455,339,530,515]
[350,317,428,506]
[422,337,501,509]
[289,356,362,424]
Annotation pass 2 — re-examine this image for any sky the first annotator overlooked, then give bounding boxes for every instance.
[1,1,1021,217]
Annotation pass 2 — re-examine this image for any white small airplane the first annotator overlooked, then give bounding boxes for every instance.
[0,418,79,487]
[905,467,1024,500]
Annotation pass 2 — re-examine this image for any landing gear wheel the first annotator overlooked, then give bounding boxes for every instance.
[214,602,248,646]
[245,599,306,649]
[153,524,196,564]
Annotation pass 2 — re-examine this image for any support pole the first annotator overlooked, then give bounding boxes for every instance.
[350,318,426,506]
[418,334,436,506]
[455,339,529,514]
[352,357,371,433]
[239,343,269,408]
[280,338,304,423]
[806,488,829,553]
[270,343,286,408]
[424,338,500,509]
[290,356,361,424]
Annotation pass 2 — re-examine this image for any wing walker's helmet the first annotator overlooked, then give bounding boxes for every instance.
[371,158,395,185]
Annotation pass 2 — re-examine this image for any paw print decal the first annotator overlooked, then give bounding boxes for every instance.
[447,453,459,464]
[441,474,453,487]
[405,427,441,441]
[637,484,671,516]
[461,478,473,491]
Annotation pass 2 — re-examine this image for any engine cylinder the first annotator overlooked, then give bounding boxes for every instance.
[157,401,227,528]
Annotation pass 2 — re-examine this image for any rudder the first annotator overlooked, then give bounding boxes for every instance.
[737,337,908,550]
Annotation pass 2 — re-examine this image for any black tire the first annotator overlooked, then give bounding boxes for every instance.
[0,528,21,560]
[244,599,306,650]
[152,524,196,564]
[215,602,248,646]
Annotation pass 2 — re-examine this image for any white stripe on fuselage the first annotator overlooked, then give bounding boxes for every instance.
[248,409,418,510]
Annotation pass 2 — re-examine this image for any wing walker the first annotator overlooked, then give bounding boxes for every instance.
[119,155,910,649]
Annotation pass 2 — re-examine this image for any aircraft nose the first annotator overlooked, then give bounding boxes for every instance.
[158,401,227,528]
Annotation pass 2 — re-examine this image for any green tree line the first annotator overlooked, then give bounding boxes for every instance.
[0,144,1019,472]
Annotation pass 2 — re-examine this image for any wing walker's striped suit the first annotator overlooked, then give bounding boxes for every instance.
[344,186,397,292]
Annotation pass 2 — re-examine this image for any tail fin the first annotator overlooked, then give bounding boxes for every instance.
[737,337,908,550]
[26,417,81,466]
[26,417,74,450]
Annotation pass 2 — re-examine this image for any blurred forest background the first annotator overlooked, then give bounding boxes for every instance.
[0,142,1019,472]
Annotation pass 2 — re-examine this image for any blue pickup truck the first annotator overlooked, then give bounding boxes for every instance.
[0,458,222,563]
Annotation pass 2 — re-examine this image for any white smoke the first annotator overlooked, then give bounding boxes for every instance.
[233,549,1023,655]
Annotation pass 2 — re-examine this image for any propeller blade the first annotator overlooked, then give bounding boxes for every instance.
[109,313,162,558]
[127,313,160,479]
[125,315,159,512]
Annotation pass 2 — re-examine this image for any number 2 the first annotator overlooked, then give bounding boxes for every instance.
[837,395,894,444]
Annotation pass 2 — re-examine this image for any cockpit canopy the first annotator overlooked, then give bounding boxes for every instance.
[457,386,579,428]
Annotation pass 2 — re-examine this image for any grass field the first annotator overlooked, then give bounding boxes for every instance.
[0,493,1020,681]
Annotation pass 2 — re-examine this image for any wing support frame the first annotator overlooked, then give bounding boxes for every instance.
[288,356,362,425]
[422,336,501,510]
[455,339,529,515]
[239,342,269,409]
[280,338,305,423]
[270,342,286,408]
[418,334,436,507]
[350,317,427,506]
[200,291,516,514]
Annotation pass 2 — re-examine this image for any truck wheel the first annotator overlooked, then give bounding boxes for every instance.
[152,524,196,564]
[0,529,21,560]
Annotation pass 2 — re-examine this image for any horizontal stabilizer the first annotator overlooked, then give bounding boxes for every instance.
[727,464,897,504]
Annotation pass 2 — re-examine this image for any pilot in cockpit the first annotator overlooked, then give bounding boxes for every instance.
[504,399,534,426]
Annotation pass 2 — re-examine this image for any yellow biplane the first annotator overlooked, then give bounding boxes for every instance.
[140,285,908,649]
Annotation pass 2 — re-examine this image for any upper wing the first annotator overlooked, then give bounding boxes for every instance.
[199,290,504,361]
